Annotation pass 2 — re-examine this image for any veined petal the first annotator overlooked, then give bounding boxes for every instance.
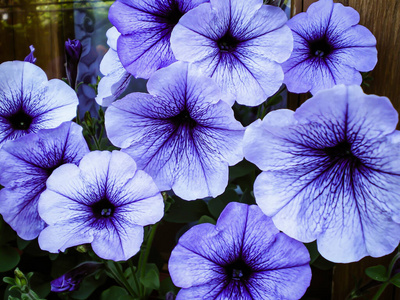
[171,0,292,105]
[0,61,78,147]
[38,150,163,261]
[110,0,208,79]
[169,203,311,299]
[283,0,377,94]
[245,85,400,262]
[106,62,244,200]
[0,122,88,240]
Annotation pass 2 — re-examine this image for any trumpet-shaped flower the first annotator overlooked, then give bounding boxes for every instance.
[244,85,400,263]
[169,202,311,300]
[38,150,164,261]
[105,62,244,200]
[0,122,89,240]
[109,0,209,79]
[0,61,78,148]
[170,0,293,106]
[282,0,377,94]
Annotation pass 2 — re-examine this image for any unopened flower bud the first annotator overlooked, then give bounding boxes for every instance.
[24,45,36,64]
[65,39,82,90]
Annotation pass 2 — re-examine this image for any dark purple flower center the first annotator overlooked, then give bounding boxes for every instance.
[217,32,240,53]
[309,37,333,58]
[169,109,197,129]
[91,198,115,218]
[225,259,252,282]
[323,140,353,159]
[45,163,63,177]
[8,110,33,130]
[158,0,184,26]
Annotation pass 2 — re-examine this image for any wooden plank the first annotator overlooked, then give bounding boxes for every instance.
[347,0,400,112]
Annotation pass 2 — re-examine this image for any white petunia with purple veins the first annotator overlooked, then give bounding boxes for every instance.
[38,150,164,261]
[108,0,209,79]
[169,202,311,300]
[105,61,244,200]
[96,26,132,107]
[282,0,377,94]
[170,0,293,106]
[0,121,89,240]
[244,85,400,263]
[0,61,78,148]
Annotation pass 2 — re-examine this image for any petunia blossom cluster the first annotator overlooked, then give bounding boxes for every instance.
[1,0,399,299]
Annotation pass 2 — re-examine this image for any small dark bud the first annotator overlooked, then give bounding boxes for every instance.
[165,292,176,300]
[24,45,36,64]
[65,39,83,90]
[51,262,102,293]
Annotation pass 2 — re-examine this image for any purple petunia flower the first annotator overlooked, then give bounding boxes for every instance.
[0,61,78,148]
[169,202,311,299]
[243,85,400,263]
[96,27,132,107]
[0,122,89,240]
[170,0,293,106]
[108,0,209,79]
[38,150,164,261]
[51,262,102,292]
[282,0,377,94]
[105,62,244,200]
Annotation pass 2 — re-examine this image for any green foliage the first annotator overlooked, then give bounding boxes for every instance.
[0,246,20,272]
[159,277,179,299]
[163,197,210,223]
[101,286,129,300]
[197,215,216,225]
[365,265,388,282]
[229,159,256,181]
[139,264,160,292]
[3,268,45,300]
[70,273,107,300]
[208,189,239,219]
[304,242,320,265]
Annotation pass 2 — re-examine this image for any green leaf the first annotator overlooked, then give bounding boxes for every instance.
[159,277,179,298]
[118,296,137,300]
[101,286,129,300]
[390,273,400,287]
[16,237,31,250]
[0,219,17,246]
[0,246,20,272]
[208,189,239,219]
[365,265,388,282]
[3,277,15,285]
[229,160,256,181]
[265,94,283,108]
[304,242,320,264]
[70,273,107,299]
[311,254,335,271]
[240,189,255,205]
[164,197,209,223]
[164,196,174,214]
[197,215,216,225]
[140,263,160,291]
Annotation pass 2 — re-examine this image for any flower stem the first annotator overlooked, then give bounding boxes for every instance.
[128,259,141,295]
[107,261,138,298]
[137,223,159,298]
[372,281,390,300]
[387,252,400,276]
